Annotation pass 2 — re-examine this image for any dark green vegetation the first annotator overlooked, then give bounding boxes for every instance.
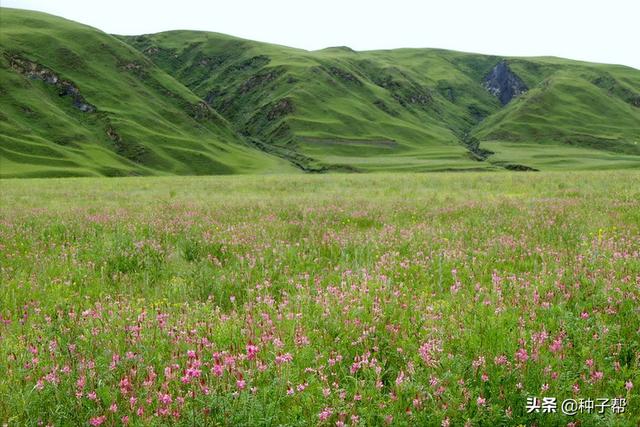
[1,8,639,177]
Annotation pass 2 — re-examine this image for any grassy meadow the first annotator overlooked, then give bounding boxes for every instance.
[1,172,639,426]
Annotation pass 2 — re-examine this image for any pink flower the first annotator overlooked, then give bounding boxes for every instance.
[625,380,633,391]
[591,371,603,382]
[419,339,442,367]
[318,407,333,421]
[246,343,259,360]
[109,403,118,413]
[515,348,529,363]
[477,396,486,407]
[119,377,131,395]
[186,366,201,379]
[211,362,224,376]
[223,355,236,367]
[429,376,439,387]
[236,379,246,390]
[89,416,106,426]
[580,312,589,319]
[275,353,293,365]
[472,356,485,369]
[187,350,197,359]
[549,338,563,353]
[494,355,508,366]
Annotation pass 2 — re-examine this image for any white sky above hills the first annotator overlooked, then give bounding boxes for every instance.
[3,0,639,70]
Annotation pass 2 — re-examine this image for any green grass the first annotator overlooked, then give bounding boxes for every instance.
[1,172,639,425]
[483,141,640,170]
[1,7,639,177]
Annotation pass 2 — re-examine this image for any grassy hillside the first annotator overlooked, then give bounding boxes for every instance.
[476,60,640,169]
[122,32,640,172]
[0,8,295,178]
[1,8,639,176]
[122,33,503,172]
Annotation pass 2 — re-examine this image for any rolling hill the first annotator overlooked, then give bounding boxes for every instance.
[0,8,295,178]
[1,8,639,177]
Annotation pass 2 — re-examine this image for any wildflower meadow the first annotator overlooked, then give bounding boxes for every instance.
[1,172,639,426]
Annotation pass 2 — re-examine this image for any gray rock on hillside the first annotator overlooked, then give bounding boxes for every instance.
[484,61,528,105]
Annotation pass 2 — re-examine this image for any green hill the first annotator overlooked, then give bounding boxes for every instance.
[122,33,504,172]
[122,33,640,172]
[0,8,295,178]
[1,8,639,177]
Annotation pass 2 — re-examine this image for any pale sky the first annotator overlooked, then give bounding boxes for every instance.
[3,0,639,70]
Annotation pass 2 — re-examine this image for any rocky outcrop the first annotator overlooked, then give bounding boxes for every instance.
[8,55,96,112]
[327,66,363,86]
[219,55,271,79]
[267,98,294,121]
[483,61,528,105]
[369,69,433,108]
[373,99,399,116]
[242,97,296,144]
[591,74,640,108]
[58,82,95,112]
[239,68,284,94]
[105,120,147,164]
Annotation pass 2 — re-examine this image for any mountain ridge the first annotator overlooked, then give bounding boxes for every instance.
[1,7,639,177]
